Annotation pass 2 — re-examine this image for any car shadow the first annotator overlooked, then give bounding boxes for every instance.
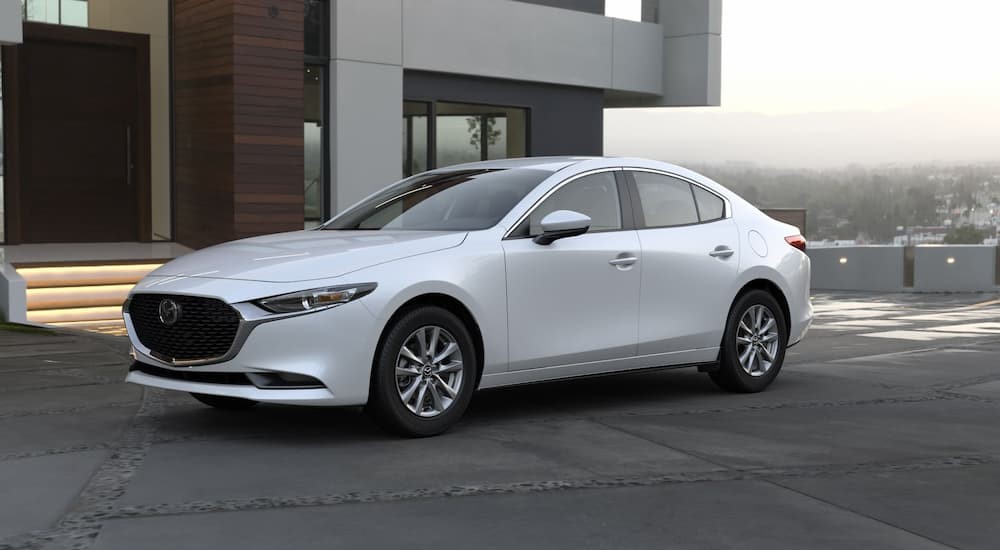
[150,366,735,442]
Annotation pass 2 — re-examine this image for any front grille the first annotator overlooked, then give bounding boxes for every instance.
[127,293,241,362]
[130,362,252,385]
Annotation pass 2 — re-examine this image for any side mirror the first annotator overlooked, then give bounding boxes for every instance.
[533,210,591,245]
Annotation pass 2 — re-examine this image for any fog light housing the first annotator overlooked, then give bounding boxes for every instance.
[246,372,325,389]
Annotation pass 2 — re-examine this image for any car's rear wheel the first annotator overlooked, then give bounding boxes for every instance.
[710,289,788,393]
[368,306,477,437]
[190,393,258,409]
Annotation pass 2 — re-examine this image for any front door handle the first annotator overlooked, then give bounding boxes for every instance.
[609,256,638,267]
[709,246,734,258]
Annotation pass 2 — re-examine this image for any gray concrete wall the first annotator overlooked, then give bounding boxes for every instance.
[329,60,403,214]
[514,0,605,15]
[808,246,999,293]
[0,0,22,44]
[610,0,722,106]
[808,247,906,293]
[914,246,998,293]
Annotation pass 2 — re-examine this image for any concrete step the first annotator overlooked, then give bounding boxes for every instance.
[16,263,162,289]
[26,284,134,311]
[14,260,163,332]
[27,306,124,324]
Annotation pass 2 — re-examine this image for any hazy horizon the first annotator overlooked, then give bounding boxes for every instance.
[603,0,1000,168]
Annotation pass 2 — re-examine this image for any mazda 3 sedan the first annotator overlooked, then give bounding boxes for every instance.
[124,157,812,436]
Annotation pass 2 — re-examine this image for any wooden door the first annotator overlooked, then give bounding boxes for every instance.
[4,24,150,243]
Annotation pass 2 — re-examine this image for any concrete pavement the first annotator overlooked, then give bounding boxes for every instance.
[1,292,1000,549]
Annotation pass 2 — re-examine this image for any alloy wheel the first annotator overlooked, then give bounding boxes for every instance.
[735,304,780,377]
[394,325,464,418]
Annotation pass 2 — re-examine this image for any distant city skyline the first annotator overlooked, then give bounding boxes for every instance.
[603,0,1000,167]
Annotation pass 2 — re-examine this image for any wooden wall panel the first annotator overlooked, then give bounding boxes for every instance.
[172,0,303,249]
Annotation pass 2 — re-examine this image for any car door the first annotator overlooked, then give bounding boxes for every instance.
[502,170,641,371]
[627,170,740,359]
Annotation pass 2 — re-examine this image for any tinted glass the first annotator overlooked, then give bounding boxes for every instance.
[523,172,622,236]
[693,185,725,221]
[304,65,324,227]
[403,102,430,177]
[435,102,527,168]
[325,169,550,231]
[632,172,699,227]
[304,0,328,57]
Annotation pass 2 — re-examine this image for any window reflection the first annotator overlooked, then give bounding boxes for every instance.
[304,0,328,58]
[403,102,429,177]
[21,0,88,26]
[435,102,526,169]
[402,101,527,174]
[0,58,4,243]
[304,65,324,228]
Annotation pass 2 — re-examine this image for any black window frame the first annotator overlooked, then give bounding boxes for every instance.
[304,0,331,221]
[506,169,636,240]
[402,97,532,177]
[624,170,729,230]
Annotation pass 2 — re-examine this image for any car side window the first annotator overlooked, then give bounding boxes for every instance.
[515,172,623,237]
[631,172,699,227]
[692,185,726,222]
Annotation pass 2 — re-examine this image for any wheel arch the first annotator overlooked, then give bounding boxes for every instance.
[372,293,486,389]
[731,279,792,337]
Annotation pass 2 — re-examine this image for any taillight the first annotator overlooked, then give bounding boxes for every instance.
[785,235,807,252]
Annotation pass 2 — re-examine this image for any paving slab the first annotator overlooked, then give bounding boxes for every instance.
[815,345,1000,388]
[94,480,950,550]
[599,399,1000,470]
[0,406,133,458]
[0,451,107,539]
[122,418,718,506]
[0,383,140,419]
[780,462,1000,549]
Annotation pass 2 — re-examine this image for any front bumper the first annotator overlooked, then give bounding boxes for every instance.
[125,299,382,406]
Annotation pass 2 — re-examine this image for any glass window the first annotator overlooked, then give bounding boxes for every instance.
[324,168,550,231]
[403,102,429,177]
[522,172,622,236]
[304,65,325,228]
[434,102,527,169]
[304,0,328,57]
[22,0,87,26]
[693,185,725,222]
[632,172,699,228]
[0,58,4,243]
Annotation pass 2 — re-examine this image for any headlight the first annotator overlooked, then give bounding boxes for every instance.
[254,283,377,314]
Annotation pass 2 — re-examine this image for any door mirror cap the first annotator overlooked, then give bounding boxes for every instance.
[533,210,591,245]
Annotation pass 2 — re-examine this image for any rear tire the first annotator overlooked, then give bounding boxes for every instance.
[190,393,258,410]
[367,306,477,437]
[710,289,788,393]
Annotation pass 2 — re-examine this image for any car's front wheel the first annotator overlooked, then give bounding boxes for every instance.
[710,289,788,393]
[368,306,477,437]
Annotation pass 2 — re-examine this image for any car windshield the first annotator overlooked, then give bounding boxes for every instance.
[323,169,551,231]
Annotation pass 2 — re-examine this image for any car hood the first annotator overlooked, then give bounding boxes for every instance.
[148,230,467,283]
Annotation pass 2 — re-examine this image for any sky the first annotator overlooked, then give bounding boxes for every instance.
[602,0,1000,168]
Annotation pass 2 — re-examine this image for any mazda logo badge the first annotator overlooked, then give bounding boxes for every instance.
[158,299,182,326]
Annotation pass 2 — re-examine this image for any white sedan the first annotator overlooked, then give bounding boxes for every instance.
[124,157,812,436]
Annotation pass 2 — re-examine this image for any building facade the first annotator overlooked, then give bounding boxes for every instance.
[0,0,721,249]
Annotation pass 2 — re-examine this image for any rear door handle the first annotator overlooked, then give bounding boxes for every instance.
[609,256,638,267]
[709,246,734,258]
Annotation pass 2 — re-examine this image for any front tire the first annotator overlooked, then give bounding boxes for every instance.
[190,393,258,410]
[368,306,477,437]
[710,290,788,393]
